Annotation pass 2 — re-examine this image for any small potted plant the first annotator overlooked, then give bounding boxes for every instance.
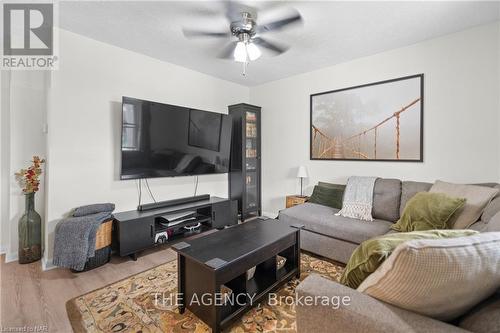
[15,156,45,264]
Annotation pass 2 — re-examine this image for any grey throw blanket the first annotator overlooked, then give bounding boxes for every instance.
[73,203,115,217]
[336,176,378,221]
[52,211,112,270]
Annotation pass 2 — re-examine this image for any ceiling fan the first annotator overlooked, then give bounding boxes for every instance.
[182,2,302,75]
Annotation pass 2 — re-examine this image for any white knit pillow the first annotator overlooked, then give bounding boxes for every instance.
[357,232,500,321]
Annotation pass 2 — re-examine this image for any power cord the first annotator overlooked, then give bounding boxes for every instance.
[139,176,196,206]
[144,178,157,203]
[137,179,142,207]
[194,175,199,196]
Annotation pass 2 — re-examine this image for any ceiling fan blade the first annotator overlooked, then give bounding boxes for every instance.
[253,37,288,54]
[225,1,241,22]
[257,10,302,33]
[218,41,238,59]
[183,28,230,39]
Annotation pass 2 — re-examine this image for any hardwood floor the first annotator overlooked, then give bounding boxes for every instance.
[0,245,178,332]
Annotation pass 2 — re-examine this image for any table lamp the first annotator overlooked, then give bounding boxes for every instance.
[296,166,309,197]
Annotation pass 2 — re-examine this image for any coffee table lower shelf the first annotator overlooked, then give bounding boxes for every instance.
[173,219,301,333]
[219,266,299,328]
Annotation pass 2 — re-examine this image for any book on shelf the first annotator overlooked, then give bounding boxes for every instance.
[246,112,257,122]
[246,123,257,137]
[246,149,257,158]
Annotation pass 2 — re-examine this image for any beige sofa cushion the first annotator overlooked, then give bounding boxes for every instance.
[459,291,500,333]
[430,180,499,229]
[481,185,500,223]
[399,181,432,216]
[357,232,500,321]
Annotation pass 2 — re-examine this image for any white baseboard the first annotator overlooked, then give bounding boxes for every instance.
[42,256,56,271]
[0,246,6,255]
[5,252,18,263]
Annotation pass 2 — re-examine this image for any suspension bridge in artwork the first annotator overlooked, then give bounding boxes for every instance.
[312,98,421,159]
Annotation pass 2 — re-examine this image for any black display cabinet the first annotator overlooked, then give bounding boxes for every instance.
[228,103,262,221]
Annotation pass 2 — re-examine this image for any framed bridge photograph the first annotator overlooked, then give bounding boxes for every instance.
[310,74,423,161]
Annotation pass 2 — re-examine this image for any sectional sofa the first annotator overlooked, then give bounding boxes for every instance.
[279,178,500,263]
[278,178,500,333]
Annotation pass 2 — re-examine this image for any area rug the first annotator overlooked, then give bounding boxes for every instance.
[67,253,344,333]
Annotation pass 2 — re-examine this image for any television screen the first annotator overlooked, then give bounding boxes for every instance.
[120,97,232,180]
[188,109,222,151]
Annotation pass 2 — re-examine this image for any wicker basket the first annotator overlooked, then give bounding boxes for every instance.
[72,220,113,272]
[94,220,113,250]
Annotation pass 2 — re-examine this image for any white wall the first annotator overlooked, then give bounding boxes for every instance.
[250,22,500,215]
[44,29,249,263]
[5,23,500,266]
[498,21,500,178]
[1,70,48,262]
[0,71,11,255]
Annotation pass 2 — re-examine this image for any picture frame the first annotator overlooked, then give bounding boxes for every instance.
[310,74,424,161]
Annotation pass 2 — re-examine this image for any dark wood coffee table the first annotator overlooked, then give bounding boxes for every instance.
[172,218,301,333]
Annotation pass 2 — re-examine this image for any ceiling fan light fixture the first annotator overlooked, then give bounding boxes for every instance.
[246,43,261,61]
[183,5,303,76]
[234,41,247,62]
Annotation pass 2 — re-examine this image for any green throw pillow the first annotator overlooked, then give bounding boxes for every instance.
[391,192,466,232]
[318,182,346,190]
[308,183,345,209]
[340,229,478,289]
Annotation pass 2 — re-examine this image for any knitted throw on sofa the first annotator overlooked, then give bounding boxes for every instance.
[336,176,378,221]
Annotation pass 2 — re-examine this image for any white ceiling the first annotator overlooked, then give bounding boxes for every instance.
[59,1,500,86]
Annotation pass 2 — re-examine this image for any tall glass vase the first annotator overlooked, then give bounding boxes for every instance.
[18,192,42,264]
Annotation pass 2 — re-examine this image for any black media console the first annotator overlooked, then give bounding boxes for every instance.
[113,196,238,260]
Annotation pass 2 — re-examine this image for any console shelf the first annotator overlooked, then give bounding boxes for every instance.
[113,196,237,259]
[154,213,211,232]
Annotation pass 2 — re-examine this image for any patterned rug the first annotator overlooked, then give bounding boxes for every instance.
[67,253,344,333]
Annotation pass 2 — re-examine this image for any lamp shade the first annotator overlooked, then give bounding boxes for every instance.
[296,166,308,178]
[246,43,261,61]
[234,42,247,63]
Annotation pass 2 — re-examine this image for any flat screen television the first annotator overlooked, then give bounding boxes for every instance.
[120,96,232,180]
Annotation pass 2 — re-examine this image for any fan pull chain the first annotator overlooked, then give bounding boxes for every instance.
[242,61,247,76]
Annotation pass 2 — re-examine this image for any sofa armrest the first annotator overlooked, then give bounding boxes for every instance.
[486,211,500,232]
[295,274,470,333]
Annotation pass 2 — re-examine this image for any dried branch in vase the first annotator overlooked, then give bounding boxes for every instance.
[15,156,45,193]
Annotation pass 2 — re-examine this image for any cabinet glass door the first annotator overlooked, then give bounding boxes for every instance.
[245,111,259,212]
[245,171,258,211]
